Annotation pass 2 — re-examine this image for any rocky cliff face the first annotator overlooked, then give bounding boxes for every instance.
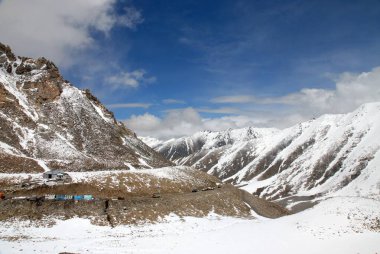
[144,103,380,209]
[0,43,172,173]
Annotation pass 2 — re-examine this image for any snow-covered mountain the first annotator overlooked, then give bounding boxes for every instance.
[143,103,380,209]
[0,43,172,173]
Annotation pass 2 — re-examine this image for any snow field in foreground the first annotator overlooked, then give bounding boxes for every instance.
[0,196,379,254]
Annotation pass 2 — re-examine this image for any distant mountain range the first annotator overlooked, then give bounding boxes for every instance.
[0,42,172,173]
[142,102,380,210]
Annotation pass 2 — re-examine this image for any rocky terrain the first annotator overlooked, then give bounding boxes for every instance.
[143,102,380,210]
[0,167,288,225]
[0,43,172,172]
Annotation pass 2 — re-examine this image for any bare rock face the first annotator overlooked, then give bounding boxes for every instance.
[0,42,172,173]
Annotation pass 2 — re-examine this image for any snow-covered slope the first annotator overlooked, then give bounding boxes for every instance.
[141,127,279,179]
[0,43,171,172]
[148,103,380,208]
[1,195,379,254]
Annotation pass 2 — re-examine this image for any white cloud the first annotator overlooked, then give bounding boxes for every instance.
[126,67,380,139]
[0,0,143,66]
[124,107,255,139]
[268,67,380,116]
[107,103,152,109]
[211,95,256,104]
[126,113,162,132]
[162,99,186,104]
[105,69,156,88]
[202,115,255,131]
[197,107,239,114]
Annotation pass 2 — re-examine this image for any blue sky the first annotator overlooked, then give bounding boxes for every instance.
[1,0,380,138]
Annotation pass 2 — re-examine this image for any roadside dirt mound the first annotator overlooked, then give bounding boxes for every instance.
[106,185,253,225]
[0,167,289,225]
[0,185,289,226]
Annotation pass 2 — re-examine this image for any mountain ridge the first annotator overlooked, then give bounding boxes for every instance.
[0,42,172,173]
[142,102,380,210]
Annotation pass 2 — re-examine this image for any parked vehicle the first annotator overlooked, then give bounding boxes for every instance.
[45,194,55,200]
[55,194,66,201]
[83,195,93,201]
[43,171,71,182]
[152,193,161,198]
[26,196,38,201]
[73,195,84,201]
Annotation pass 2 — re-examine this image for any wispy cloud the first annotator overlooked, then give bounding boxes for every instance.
[178,1,380,98]
[117,6,144,29]
[105,69,156,89]
[162,99,186,104]
[211,95,256,104]
[197,107,239,114]
[107,103,152,109]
